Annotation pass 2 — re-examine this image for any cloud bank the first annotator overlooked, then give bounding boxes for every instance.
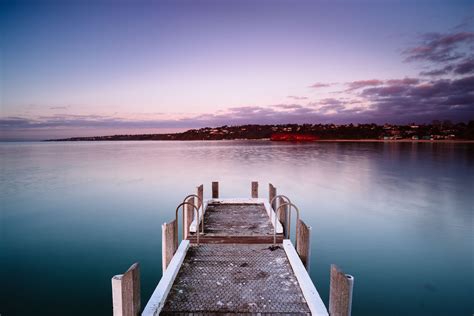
[2,28,473,140]
[2,75,472,137]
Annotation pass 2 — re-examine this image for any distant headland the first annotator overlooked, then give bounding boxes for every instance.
[45,122,474,142]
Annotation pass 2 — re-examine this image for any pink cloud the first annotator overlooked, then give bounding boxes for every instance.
[308,82,332,89]
[287,95,308,100]
[346,79,384,90]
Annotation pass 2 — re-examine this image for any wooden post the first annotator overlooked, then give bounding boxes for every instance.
[184,197,194,239]
[212,181,219,198]
[251,181,258,198]
[162,220,177,271]
[329,264,353,316]
[296,219,311,271]
[112,262,140,316]
[197,184,203,209]
[269,183,276,209]
[278,196,288,237]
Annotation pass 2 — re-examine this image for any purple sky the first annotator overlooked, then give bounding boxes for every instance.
[1,0,473,140]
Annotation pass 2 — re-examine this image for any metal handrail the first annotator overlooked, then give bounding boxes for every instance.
[183,194,202,206]
[270,195,291,238]
[175,202,200,245]
[182,194,204,233]
[273,202,300,247]
[270,194,291,207]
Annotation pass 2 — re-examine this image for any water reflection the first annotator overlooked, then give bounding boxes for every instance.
[0,141,472,315]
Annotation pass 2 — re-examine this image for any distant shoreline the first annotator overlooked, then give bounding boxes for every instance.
[315,139,474,143]
[41,123,474,142]
[41,138,474,143]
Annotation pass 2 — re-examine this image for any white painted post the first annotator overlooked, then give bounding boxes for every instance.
[111,263,140,316]
[112,275,123,316]
[346,274,354,316]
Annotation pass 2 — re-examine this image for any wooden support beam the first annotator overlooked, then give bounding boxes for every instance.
[212,181,219,198]
[251,181,259,198]
[112,262,141,316]
[184,197,194,239]
[296,219,311,271]
[162,219,177,271]
[269,183,276,209]
[329,264,353,316]
[197,184,203,209]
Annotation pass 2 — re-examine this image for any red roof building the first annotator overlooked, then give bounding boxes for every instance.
[270,133,319,142]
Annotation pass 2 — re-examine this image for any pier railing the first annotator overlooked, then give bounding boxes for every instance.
[269,188,312,270]
[162,194,203,271]
[182,194,203,235]
[274,202,300,247]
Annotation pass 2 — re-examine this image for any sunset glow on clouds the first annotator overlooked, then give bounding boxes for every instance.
[0,0,473,139]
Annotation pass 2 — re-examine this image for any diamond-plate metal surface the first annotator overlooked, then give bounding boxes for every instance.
[203,203,274,236]
[161,244,311,315]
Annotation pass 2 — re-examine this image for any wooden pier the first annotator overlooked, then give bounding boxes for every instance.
[112,182,354,316]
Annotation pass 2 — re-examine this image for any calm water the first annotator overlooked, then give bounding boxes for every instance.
[1,141,473,315]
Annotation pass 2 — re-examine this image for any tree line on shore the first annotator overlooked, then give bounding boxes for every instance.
[47,121,474,141]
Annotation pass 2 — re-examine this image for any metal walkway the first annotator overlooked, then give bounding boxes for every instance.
[202,203,274,236]
[161,244,311,315]
[142,198,328,316]
[188,200,284,244]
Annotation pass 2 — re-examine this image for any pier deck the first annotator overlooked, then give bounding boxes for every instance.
[202,202,274,236]
[188,200,284,244]
[161,244,311,315]
[113,183,355,316]
[112,183,353,316]
[143,196,328,316]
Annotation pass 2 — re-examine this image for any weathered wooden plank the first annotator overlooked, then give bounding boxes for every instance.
[212,181,219,198]
[162,220,177,271]
[112,263,140,316]
[251,181,259,198]
[197,184,203,209]
[184,197,194,239]
[296,219,311,271]
[329,264,352,316]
